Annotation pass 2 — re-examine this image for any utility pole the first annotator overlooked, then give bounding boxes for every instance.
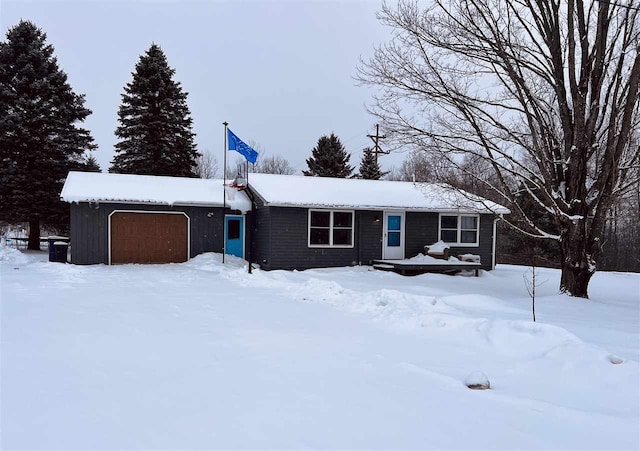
[367,123,388,164]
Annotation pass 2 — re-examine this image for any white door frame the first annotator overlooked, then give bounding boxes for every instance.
[382,211,405,260]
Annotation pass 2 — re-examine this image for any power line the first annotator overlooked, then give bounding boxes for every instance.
[367,124,389,164]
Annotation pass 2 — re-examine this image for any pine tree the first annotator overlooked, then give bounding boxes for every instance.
[110,44,198,177]
[303,133,353,177]
[499,182,560,266]
[79,154,101,172]
[358,147,387,180]
[0,21,95,249]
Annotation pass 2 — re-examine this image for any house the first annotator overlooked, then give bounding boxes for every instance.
[60,172,509,270]
[247,173,508,271]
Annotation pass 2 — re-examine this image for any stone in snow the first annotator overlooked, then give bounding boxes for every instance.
[608,354,623,365]
[465,371,490,390]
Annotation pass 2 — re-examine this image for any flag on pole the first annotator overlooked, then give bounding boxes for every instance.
[227,129,259,164]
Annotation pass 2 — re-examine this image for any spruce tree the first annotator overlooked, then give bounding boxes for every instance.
[0,21,95,249]
[303,133,353,177]
[79,154,101,172]
[358,147,387,180]
[110,44,198,177]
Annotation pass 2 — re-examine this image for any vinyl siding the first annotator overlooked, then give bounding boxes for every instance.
[69,202,241,264]
[71,201,497,270]
[405,212,495,270]
[256,206,383,271]
[250,195,272,269]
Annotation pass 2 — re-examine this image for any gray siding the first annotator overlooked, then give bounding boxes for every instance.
[70,202,241,265]
[405,212,495,270]
[70,200,497,271]
[250,195,271,269]
[254,207,496,271]
[255,206,383,271]
[358,210,383,265]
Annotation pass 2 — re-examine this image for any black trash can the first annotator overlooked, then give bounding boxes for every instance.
[48,236,69,263]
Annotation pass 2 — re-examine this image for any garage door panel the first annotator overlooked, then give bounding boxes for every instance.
[111,212,188,264]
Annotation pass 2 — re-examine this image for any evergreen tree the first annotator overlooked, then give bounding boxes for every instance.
[303,133,353,177]
[110,44,198,177]
[78,154,101,172]
[358,147,386,180]
[498,182,560,267]
[0,21,95,249]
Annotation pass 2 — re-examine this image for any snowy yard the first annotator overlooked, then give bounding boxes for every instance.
[1,247,639,450]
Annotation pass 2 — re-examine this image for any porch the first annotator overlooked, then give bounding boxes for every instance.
[371,258,482,276]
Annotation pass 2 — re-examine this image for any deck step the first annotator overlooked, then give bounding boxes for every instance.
[373,263,395,270]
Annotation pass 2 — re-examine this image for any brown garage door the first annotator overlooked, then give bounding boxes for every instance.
[110,212,188,264]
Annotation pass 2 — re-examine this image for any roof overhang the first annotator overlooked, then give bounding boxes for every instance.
[262,201,510,215]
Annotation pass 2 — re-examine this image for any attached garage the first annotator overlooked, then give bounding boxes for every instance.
[61,172,252,265]
[109,211,189,264]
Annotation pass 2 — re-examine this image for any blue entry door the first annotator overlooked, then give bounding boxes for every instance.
[383,211,405,259]
[225,215,244,258]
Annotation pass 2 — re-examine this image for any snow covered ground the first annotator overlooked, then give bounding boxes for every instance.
[1,247,638,450]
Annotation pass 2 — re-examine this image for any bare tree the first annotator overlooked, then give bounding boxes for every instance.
[252,155,296,175]
[387,150,436,181]
[227,140,296,176]
[195,149,218,179]
[358,0,640,298]
[601,165,640,271]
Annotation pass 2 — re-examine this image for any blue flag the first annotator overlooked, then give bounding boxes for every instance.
[227,129,259,164]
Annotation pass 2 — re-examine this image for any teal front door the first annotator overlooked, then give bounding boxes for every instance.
[225,215,244,258]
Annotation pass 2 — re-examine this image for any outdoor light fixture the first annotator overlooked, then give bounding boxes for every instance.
[374,215,381,223]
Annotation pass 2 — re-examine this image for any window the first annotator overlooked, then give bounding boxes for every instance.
[309,210,354,247]
[439,214,479,245]
[227,219,240,239]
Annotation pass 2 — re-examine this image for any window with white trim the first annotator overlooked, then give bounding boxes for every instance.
[439,214,479,245]
[309,210,354,247]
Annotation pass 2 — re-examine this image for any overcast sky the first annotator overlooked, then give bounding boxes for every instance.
[2,0,406,175]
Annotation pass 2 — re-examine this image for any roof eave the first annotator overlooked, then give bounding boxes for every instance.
[263,201,509,214]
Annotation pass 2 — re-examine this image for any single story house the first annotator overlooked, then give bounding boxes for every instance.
[60,171,509,270]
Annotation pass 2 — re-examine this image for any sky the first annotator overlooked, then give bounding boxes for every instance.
[1,0,406,175]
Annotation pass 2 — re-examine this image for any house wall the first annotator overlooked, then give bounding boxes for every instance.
[69,202,241,264]
[405,212,495,270]
[253,207,495,271]
[250,195,271,270]
[253,205,383,271]
[70,200,497,270]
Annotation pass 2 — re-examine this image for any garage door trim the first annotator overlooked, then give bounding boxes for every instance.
[108,210,191,265]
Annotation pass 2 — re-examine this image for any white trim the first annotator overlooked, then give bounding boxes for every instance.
[307,209,355,248]
[77,200,228,208]
[264,202,505,214]
[382,211,405,260]
[108,210,191,265]
[437,213,480,247]
[224,214,246,258]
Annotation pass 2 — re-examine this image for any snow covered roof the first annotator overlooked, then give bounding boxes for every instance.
[248,173,510,214]
[61,171,252,212]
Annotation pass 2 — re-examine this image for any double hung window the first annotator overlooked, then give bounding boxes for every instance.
[309,210,354,247]
[439,214,479,245]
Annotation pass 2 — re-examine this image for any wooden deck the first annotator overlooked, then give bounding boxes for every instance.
[372,259,482,276]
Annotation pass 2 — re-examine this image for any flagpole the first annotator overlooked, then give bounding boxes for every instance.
[246,159,252,274]
[222,121,228,264]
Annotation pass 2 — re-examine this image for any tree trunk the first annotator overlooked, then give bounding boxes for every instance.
[28,216,40,250]
[559,222,596,298]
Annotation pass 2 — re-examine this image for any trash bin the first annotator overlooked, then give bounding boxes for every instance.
[47,236,69,263]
